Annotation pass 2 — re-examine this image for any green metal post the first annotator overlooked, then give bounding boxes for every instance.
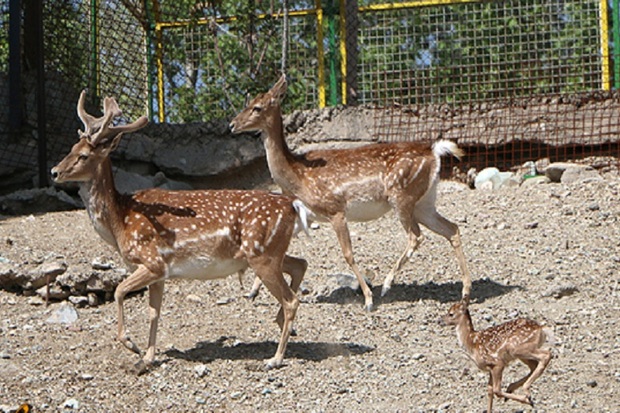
[326,0,339,106]
[613,0,620,88]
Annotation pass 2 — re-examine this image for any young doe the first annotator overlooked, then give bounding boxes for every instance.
[443,298,553,412]
[230,74,472,311]
[51,91,309,372]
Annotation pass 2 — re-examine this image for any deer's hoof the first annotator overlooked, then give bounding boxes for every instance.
[381,284,391,297]
[133,359,150,375]
[119,336,142,356]
[264,357,284,370]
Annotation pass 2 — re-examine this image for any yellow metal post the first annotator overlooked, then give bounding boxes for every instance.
[339,0,347,104]
[155,23,165,122]
[599,0,611,90]
[358,0,481,12]
[316,0,326,108]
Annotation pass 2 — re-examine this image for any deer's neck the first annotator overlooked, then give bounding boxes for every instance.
[456,311,477,352]
[78,158,125,249]
[261,111,304,194]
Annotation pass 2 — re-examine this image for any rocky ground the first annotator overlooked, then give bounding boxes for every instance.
[1,167,619,412]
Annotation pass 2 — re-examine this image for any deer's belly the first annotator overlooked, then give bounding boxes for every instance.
[346,199,391,222]
[167,257,248,280]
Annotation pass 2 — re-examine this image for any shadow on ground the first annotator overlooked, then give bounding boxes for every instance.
[165,339,375,365]
[316,277,520,307]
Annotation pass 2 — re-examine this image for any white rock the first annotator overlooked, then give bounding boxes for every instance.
[46,303,78,324]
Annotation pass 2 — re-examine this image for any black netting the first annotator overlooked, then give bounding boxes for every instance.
[0,0,618,195]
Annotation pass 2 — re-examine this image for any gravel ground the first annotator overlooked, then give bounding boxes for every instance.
[1,170,619,412]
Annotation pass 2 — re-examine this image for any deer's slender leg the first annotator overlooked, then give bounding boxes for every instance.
[275,255,307,330]
[115,265,161,358]
[507,358,538,394]
[251,257,299,369]
[382,213,422,297]
[519,349,552,399]
[143,280,165,366]
[487,373,494,413]
[247,275,263,300]
[490,364,531,405]
[330,212,374,312]
[417,208,471,299]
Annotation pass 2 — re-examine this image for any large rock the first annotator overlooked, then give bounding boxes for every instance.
[121,123,265,177]
[0,187,81,215]
[544,162,600,183]
[560,166,603,185]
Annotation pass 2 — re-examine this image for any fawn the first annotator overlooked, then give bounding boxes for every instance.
[443,297,553,412]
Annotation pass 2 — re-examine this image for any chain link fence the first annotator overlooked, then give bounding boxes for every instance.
[356,0,620,172]
[0,0,618,195]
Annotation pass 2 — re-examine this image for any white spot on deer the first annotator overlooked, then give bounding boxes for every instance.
[253,240,262,252]
[265,213,283,246]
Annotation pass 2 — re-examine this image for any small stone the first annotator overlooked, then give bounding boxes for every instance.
[542,283,578,299]
[28,296,45,306]
[87,292,99,307]
[80,373,94,381]
[63,398,80,409]
[586,380,597,388]
[521,175,550,186]
[262,387,273,395]
[216,297,232,305]
[186,294,202,303]
[524,221,538,229]
[68,296,89,306]
[194,364,210,378]
[310,222,320,230]
[92,258,114,270]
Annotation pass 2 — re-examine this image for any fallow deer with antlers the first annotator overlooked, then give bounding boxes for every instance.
[51,91,310,372]
[443,298,553,412]
[230,74,472,311]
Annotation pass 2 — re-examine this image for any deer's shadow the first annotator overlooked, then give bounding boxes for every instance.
[164,339,374,365]
[316,277,520,308]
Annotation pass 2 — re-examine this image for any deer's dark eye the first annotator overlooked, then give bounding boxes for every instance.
[252,106,262,113]
[78,153,89,161]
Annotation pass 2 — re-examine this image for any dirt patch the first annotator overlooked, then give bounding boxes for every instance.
[1,173,619,412]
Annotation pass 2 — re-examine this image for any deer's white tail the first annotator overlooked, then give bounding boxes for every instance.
[292,199,311,237]
[432,139,464,160]
[542,326,557,346]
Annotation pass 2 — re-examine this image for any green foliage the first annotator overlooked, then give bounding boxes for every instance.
[358,0,603,105]
[157,1,317,122]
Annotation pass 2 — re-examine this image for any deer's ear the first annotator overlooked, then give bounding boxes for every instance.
[109,133,124,152]
[269,74,288,104]
[99,133,123,156]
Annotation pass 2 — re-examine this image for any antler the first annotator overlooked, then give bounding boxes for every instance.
[76,90,147,145]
